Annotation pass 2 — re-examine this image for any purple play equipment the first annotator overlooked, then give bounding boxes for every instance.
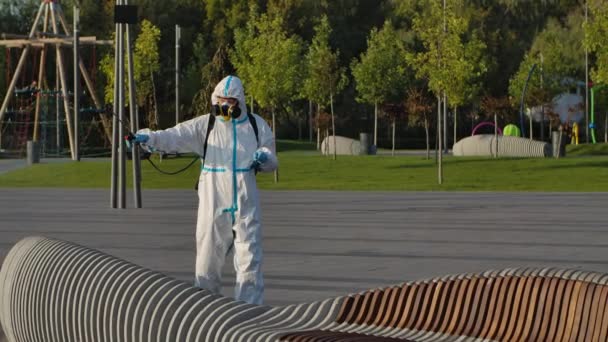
[472,122,503,136]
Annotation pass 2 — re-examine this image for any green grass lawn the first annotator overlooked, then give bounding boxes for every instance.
[1,151,607,191]
[566,143,608,156]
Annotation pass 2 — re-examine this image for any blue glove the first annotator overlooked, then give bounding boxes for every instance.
[125,133,149,149]
[253,150,268,163]
[251,150,268,170]
[133,134,149,144]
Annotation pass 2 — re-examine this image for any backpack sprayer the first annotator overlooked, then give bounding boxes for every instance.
[109,110,200,175]
[112,104,260,177]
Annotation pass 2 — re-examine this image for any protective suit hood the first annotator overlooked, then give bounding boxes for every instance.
[211,75,248,119]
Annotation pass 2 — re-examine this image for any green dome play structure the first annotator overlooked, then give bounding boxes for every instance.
[503,124,521,137]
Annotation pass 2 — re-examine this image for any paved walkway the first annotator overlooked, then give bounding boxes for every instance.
[1,189,606,308]
[0,159,27,174]
[0,158,75,175]
[2,189,608,340]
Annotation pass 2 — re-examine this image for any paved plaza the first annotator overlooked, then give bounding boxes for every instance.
[2,189,608,340]
[1,189,607,307]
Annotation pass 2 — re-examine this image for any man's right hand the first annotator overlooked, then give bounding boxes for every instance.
[125,133,149,149]
[133,134,149,144]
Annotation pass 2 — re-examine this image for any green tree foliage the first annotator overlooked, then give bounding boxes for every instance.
[232,11,303,181]
[233,13,304,113]
[351,21,408,106]
[510,11,585,106]
[301,15,348,159]
[406,87,434,159]
[0,0,39,33]
[585,0,608,84]
[134,20,162,106]
[62,0,113,37]
[204,0,252,47]
[302,15,347,108]
[351,20,409,146]
[99,39,115,105]
[467,0,578,96]
[230,5,259,95]
[100,20,161,109]
[1,0,591,147]
[446,34,487,110]
[408,0,467,99]
[188,36,228,118]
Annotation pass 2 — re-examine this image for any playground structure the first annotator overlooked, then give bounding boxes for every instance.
[471,121,503,136]
[453,134,550,157]
[0,88,62,155]
[0,0,113,158]
[0,87,110,157]
[503,124,521,137]
[572,122,580,144]
[590,84,606,144]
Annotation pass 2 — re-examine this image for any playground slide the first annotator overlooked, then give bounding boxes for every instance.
[453,134,550,157]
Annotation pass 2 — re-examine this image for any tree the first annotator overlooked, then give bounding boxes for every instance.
[480,95,514,157]
[232,12,304,182]
[302,15,348,160]
[510,13,586,98]
[406,87,434,159]
[408,1,467,102]
[100,19,161,127]
[409,0,468,184]
[191,44,230,118]
[382,103,406,156]
[510,11,585,139]
[351,20,409,148]
[584,0,608,85]
[444,29,487,147]
[231,6,259,100]
[134,20,162,128]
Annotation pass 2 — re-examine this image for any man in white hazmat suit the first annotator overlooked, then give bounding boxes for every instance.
[131,75,278,304]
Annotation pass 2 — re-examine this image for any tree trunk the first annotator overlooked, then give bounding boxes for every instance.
[556,126,563,159]
[374,101,378,149]
[391,118,396,156]
[435,125,438,164]
[541,105,545,141]
[494,113,498,158]
[453,106,457,146]
[317,103,321,151]
[529,115,533,140]
[604,113,608,143]
[330,92,336,160]
[272,108,278,183]
[425,117,430,160]
[151,70,159,129]
[298,117,302,140]
[374,101,378,147]
[317,127,321,151]
[471,114,474,132]
[324,128,329,156]
[443,93,447,153]
[308,100,313,142]
[437,94,442,184]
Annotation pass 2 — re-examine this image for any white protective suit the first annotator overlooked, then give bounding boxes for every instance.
[137,76,278,304]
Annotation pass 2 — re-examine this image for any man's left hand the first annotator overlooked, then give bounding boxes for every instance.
[251,150,269,170]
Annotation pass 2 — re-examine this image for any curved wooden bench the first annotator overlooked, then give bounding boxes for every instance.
[1,237,607,341]
[295,268,608,341]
